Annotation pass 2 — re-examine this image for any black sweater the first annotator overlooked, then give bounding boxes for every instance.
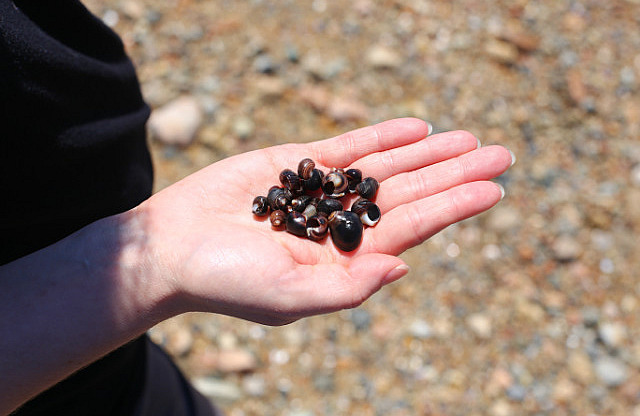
[1,0,153,413]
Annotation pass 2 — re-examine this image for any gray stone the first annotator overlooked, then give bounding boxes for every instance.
[242,375,266,397]
[350,308,372,331]
[408,319,433,339]
[594,356,629,387]
[254,53,278,74]
[598,322,627,349]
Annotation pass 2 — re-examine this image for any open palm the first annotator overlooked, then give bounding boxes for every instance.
[143,118,513,325]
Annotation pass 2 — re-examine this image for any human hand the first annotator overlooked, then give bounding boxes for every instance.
[140,118,513,325]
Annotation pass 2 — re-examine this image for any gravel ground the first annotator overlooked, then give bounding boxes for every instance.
[85,1,640,415]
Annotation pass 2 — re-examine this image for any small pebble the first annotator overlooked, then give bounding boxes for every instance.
[408,319,433,339]
[485,39,519,65]
[466,313,492,339]
[148,96,203,146]
[215,349,257,373]
[568,350,596,384]
[253,53,278,74]
[350,308,372,331]
[594,356,629,387]
[192,377,242,402]
[598,322,627,349]
[232,116,255,139]
[366,45,402,69]
[242,375,267,397]
[551,235,582,261]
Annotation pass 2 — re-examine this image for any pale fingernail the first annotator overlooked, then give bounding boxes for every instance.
[384,264,410,284]
[497,183,506,200]
[426,121,434,136]
[509,149,516,166]
[477,138,482,148]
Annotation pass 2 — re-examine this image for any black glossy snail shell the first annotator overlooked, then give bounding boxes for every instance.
[306,215,329,241]
[328,210,363,252]
[355,177,379,200]
[322,171,348,198]
[317,198,343,216]
[345,168,362,192]
[351,197,381,227]
[267,187,291,211]
[252,196,269,216]
[297,158,316,180]
[279,169,302,193]
[286,211,307,237]
[303,169,323,191]
[291,195,313,212]
[270,209,286,228]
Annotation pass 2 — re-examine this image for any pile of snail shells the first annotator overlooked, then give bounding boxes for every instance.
[251,158,381,252]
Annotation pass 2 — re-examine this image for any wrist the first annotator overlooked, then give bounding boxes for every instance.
[109,204,181,326]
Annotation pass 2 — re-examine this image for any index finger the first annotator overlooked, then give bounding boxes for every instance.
[310,118,432,168]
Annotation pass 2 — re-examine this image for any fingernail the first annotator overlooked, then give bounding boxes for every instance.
[426,121,434,136]
[384,264,410,284]
[497,183,506,200]
[477,138,482,148]
[509,149,516,166]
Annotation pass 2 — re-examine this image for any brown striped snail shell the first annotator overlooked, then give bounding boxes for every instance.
[297,158,315,180]
[351,197,381,227]
[345,168,362,193]
[286,211,307,237]
[270,209,286,228]
[328,210,363,252]
[252,196,269,216]
[279,169,303,193]
[321,171,348,198]
[306,215,329,241]
[355,177,379,200]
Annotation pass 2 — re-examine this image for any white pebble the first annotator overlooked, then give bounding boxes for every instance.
[148,96,203,146]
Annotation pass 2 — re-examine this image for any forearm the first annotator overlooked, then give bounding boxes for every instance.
[0,207,174,415]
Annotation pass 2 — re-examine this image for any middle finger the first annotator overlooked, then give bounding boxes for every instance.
[376,145,513,213]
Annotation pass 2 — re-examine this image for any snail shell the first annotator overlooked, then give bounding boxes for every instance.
[297,158,316,180]
[355,177,379,200]
[303,169,323,192]
[317,198,343,216]
[306,215,328,241]
[286,211,307,237]
[302,203,318,219]
[291,195,313,212]
[279,169,302,193]
[270,209,287,228]
[351,197,381,227]
[252,196,269,216]
[328,210,363,252]
[322,171,348,198]
[267,187,291,211]
[345,168,362,193]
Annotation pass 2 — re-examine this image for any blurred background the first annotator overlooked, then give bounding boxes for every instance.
[85,1,640,415]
